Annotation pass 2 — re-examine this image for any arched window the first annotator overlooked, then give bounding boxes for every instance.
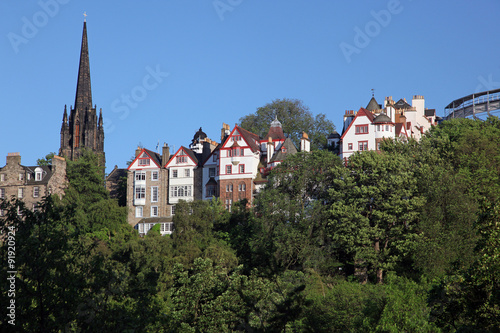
[75,121,80,148]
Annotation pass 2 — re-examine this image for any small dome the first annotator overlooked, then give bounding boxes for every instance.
[373,114,392,124]
[270,116,282,128]
[192,127,207,142]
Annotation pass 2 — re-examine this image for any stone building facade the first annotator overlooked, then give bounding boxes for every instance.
[0,153,67,216]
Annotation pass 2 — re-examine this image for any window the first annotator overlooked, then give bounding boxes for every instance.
[206,185,216,197]
[170,185,192,197]
[135,185,146,199]
[17,207,22,216]
[281,147,287,153]
[184,169,190,177]
[18,188,24,198]
[161,222,173,233]
[135,206,143,217]
[33,187,39,198]
[226,184,233,192]
[35,167,43,181]
[209,168,216,177]
[27,173,31,180]
[151,171,159,181]
[172,169,178,178]
[377,142,381,150]
[377,125,380,131]
[33,204,39,212]
[0,209,4,217]
[0,188,5,199]
[151,186,158,202]
[385,125,390,132]
[227,150,232,157]
[239,164,245,174]
[138,158,150,166]
[226,165,232,174]
[348,143,353,150]
[225,199,232,211]
[213,154,217,162]
[358,141,368,151]
[232,135,241,141]
[171,205,176,216]
[135,171,146,181]
[176,155,187,163]
[0,174,5,181]
[355,124,369,134]
[239,183,246,192]
[19,173,24,181]
[151,206,158,217]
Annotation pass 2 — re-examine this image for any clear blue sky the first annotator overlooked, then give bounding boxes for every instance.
[1,0,499,173]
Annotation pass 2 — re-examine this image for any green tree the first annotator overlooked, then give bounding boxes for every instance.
[328,150,424,283]
[36,152,56,166]
[239,98,335,150]
[253,150,343,276]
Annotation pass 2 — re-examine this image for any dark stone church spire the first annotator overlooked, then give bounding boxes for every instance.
[59,20,105,168]
[74,21,92,113]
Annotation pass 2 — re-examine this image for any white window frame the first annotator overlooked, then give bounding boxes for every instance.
[135,171,146,181]
[172,169,178,178]
[151,206,158,217]
[184,169,190,177]
[0,188,5,199]
[18,188,24,198]
[209,168,216,177]
[151,186,158,202]
[33,186,39,198]
[135,206,143,218]
[135,185,146,199]
[151,170,159,181]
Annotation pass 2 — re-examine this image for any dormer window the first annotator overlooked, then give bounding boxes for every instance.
[35,167,43,181]
[176,155,187,163]
[138,159,150,166]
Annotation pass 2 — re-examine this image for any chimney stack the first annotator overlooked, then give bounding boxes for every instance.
[162,143,170,167]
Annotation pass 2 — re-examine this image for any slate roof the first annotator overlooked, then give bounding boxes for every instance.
[366,97,381,111]
[394,98,411,109]
[23,165,53,185]
[237,126,261,152]
[143,149,162,167]
[373,113,392,123]
[269,137,298,163]
[425,109,436,117]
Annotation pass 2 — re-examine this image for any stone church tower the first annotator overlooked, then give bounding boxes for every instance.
[59,21,105,165]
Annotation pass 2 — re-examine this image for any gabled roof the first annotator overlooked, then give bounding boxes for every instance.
[269,137,298,163]
[164,146,198,168]
[394,98,411,109]
[127,148,162,170]
[232,125,261,153]
[340,108,375,141]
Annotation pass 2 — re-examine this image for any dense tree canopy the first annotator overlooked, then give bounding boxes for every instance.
[239,98,335,150]
[2,117,500,331]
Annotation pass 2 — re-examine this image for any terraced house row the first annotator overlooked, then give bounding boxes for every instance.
[126,118,311,235]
